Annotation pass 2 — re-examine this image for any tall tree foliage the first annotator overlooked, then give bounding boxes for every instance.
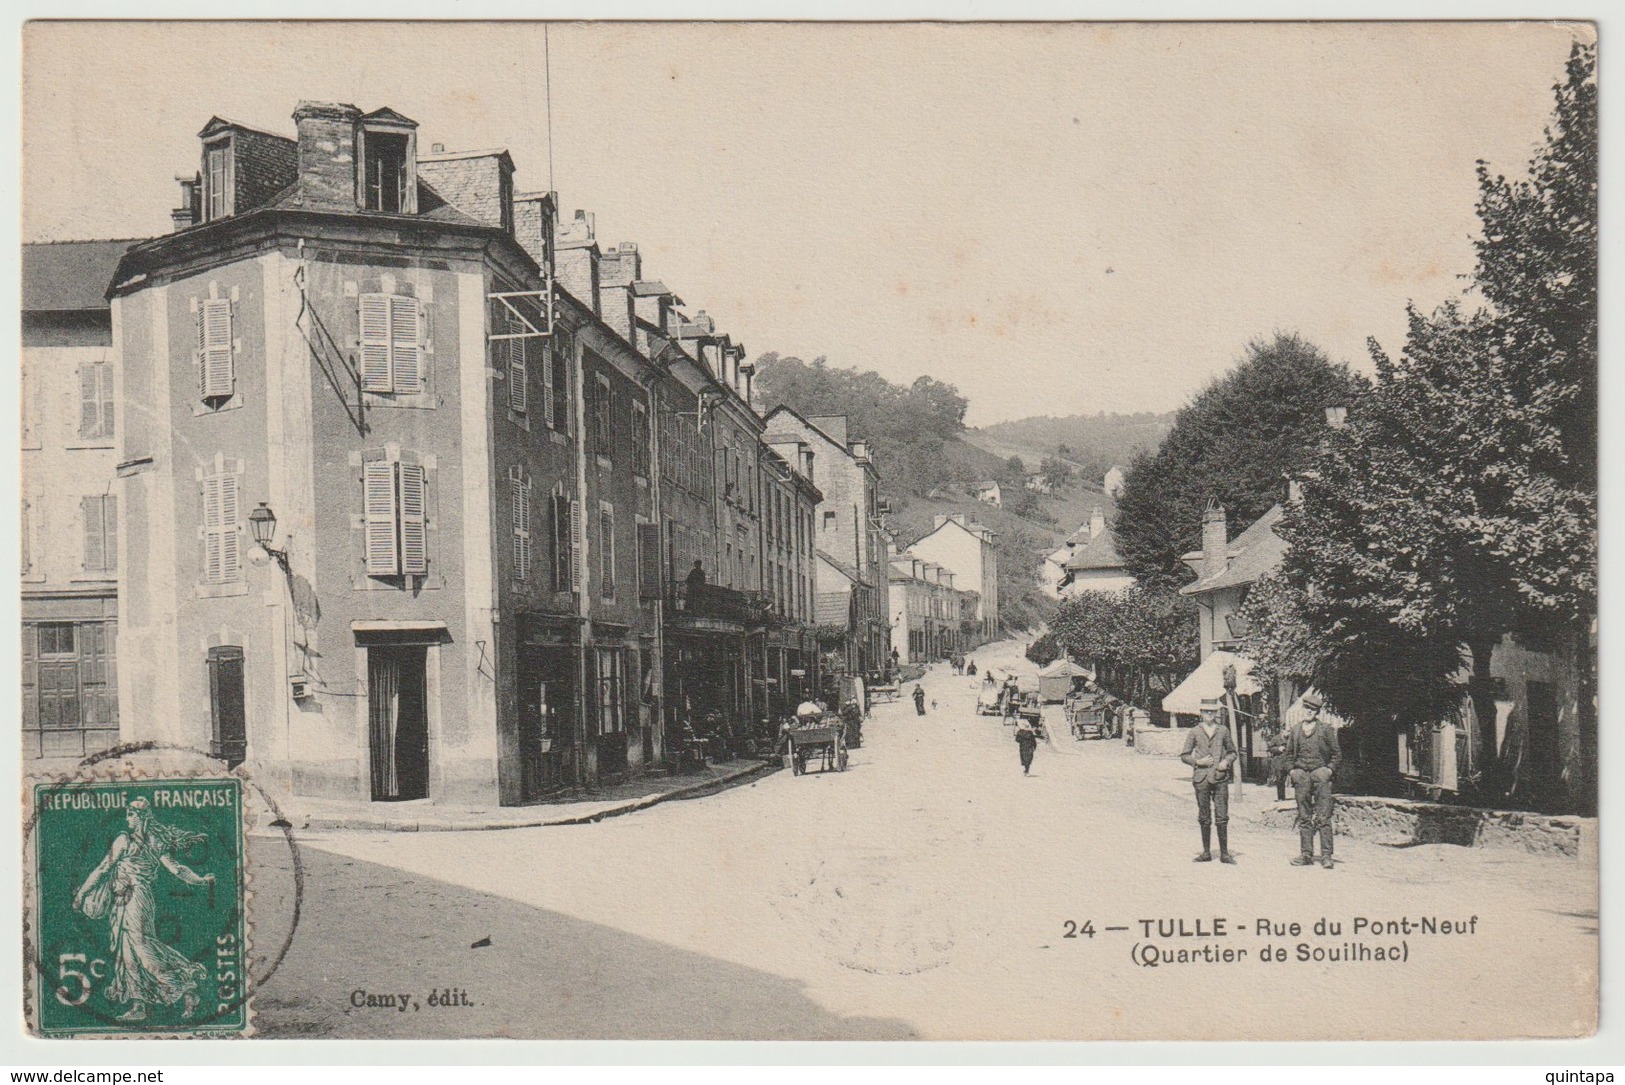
[1115,333,1367,592]
[754,354,968,497]
[1281,42,1597,793]
[1050,587,1199,710]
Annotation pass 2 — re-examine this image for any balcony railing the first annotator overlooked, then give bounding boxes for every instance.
[672,582,776,625]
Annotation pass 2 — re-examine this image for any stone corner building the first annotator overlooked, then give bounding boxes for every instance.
[104,101,822,808]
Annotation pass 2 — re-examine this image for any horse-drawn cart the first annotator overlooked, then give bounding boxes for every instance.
[783,721,849,775]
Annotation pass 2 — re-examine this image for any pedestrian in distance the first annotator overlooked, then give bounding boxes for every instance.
[1287,693,1342,869]
[1181,697,1238,864]
[913,684,927,716]
[967,659,977,677]
[1015,718,1039,775]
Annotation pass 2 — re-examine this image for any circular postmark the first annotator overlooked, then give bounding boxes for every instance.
[22,742,305,1037]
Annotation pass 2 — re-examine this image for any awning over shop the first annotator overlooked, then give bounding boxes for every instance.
[1037,658,1093,679]
[1162,650,1260,716]
[1283,687,1351,730]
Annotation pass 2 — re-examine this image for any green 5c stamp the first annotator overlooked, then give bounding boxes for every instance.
[28,776,249,1037]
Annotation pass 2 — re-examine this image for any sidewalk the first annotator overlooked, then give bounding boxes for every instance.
[259,758,776,833]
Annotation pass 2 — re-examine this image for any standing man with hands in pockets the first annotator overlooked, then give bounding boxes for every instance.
[1287,692,1341,869]
[1181,698,1238,864]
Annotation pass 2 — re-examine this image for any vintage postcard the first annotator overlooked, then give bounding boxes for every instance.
[15,19,1598,1043]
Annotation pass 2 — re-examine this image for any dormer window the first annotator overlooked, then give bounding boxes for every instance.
[203,138,233,222]
[363,132,409,212]
[355,109,418,215]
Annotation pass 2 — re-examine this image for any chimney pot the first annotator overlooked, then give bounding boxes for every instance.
[1201,499,1228,578]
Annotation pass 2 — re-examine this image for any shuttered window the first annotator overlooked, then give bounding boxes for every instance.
[550,337,570,434]
[362,456,430,578]
[632,402,650,478]
[79,361,115,439]
[81,495,118,575]
[508,331,528,414]
[599,505,616,601]
[359,294,423,394]
[540,341,555,429]
[201,474,240,584]
[511,477,531,581]
[638,521,663,601]
[196,299,234,401]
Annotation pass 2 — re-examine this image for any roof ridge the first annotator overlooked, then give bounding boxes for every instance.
[24,237,146,246]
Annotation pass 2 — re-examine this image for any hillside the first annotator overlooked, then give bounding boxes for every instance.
[753,353,1133,634]
[971,411,1174,483]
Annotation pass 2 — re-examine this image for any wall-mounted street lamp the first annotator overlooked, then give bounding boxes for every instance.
[247,501,291,574]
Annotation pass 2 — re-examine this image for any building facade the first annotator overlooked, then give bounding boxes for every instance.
[887,547,978,664]
[763,407,889,677]
[908,513,999,644]
[21,240,137,763]
[97,99,823,808]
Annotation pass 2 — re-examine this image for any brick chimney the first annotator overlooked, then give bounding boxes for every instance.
[1201,499,1228,579]
[292,101,363,210]
[171,173,200,231]
[554,209,600,316]
[800,445,815,481]
[598,243,641,344]
[1089,505,1106,540]
[513,191,557,272]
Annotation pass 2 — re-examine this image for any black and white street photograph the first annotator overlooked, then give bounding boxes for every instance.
[13,17,1602,1048]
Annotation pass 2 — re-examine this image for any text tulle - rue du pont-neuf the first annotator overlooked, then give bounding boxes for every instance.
[1056,915,1481,970]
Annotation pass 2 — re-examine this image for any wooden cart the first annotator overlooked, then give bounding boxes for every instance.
[783,722,849,775]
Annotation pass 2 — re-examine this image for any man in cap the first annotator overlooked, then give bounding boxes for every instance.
[1286,692,1342,868]
[1180,697,1238,864]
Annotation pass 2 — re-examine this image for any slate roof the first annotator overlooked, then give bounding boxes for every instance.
[1064,525,1126,572]
[1179,503,1287,596]
[22,240,141,311]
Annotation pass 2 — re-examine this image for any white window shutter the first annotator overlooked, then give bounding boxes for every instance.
[508,335,528,414]
[600,506,615,600]
[359,294,393,392]
[399,463,428,576]
[569,498,582,593]
[390,296,423,394]
[363,459,399,574]
[82,496,104,572]
[512,479,531,580]
[541,342,555,429]
[80,365,101,439]
[217,477,239,582]
[198,299,234,399]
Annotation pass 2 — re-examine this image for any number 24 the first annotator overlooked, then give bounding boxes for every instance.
[1062,920,1095,939]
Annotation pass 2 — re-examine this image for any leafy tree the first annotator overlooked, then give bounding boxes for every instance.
[1025,632,1062,667]
[1050,586,1199,709]
[1279,42,1596,800]
[754,353,969,497]
[1115,333,1368,592]
[1039,456,1073,490]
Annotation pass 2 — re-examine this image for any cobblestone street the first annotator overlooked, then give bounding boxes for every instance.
[248,641,1597,1041]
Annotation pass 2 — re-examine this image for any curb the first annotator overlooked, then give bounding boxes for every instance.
[285,759,778,834]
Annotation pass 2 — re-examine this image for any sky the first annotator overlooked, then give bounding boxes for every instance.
[21,20,1587,425]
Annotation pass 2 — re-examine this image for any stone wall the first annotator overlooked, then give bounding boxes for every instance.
[1257,794,1590,859]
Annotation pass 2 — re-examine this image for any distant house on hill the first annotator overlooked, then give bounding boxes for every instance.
[1024,473,1053,495]
[974,480,1002,507]
[1059,507,1134,597]
[1103,465,1127,499]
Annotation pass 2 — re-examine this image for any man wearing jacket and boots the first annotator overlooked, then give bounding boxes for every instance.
[1287,693,1342,869]
[1180,698,1238,864]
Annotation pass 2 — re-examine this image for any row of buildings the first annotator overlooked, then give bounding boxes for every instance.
[19,100,991,808]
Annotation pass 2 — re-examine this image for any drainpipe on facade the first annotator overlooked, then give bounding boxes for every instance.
[571,327,592,789]
[642,364,667,769]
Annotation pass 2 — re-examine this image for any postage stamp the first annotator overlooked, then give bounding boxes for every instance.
[25,774,250,1037]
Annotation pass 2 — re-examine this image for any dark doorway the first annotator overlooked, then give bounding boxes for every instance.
[369,644,429,801]
[518,645,574,800]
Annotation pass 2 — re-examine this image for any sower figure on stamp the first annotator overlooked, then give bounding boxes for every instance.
[1181,697,1238,864]
[1287,692,1341,868]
